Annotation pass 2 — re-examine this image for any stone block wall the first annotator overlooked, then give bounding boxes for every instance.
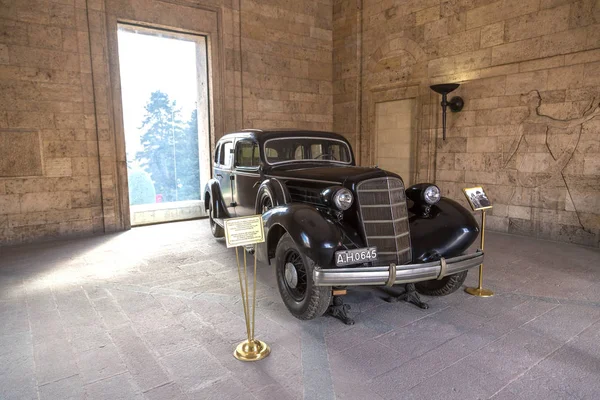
[333,0,600,247]
[241,0,333,130]
[0,0,332,245]
[0,1,106,244]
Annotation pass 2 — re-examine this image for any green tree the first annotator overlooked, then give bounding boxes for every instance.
[136,91,200,203]
[176,109,200,201]
[137,91,184,202]
[128,167,156,205]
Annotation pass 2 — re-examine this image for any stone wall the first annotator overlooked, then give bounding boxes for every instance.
[2,0,598,247]
[241,0,333,129]
[333,0,600,247]
[0,0,332,245]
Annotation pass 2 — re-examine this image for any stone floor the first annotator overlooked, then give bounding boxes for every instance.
[1,220,600,400]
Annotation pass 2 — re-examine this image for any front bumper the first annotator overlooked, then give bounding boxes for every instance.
[313,250,484,286]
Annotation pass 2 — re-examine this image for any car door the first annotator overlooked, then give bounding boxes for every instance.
[215,140,235,217]
[233,139,261,216]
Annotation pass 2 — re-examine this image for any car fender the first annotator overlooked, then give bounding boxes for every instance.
[259,203,343,267]
[204,179,229,219]
[409,197,480,261]
[254,178,290,214]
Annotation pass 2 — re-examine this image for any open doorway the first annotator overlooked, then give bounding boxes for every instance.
[117,24,211,226]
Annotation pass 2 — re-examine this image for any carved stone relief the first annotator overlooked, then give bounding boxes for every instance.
[502,90,599,232]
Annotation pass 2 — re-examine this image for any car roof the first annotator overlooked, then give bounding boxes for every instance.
[216,129,350,145]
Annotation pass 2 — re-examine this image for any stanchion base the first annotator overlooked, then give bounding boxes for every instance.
[234,339,270,362]
[465,287,494,297]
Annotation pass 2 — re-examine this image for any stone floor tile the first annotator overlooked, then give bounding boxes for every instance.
[0,375,38,400]
[329,338,405,380]
[252,383,300,400]
[462,328,563,383]
[516,321,600,398]
[69,330,114,354]
[187,377,256,400]
[456,299,559,351]
[375,306,484,359]
[368,334,475,398]
[0,331,32,358]
[39,374,85,400]
[521,303,600,342]
[143,382,188,400]
[0,347,37,400]
[238,343,303,398]
[78,343,128,384]
[84,372,144,400]
[490,389,525,400]
[110,324,171,391]
[496,366,593,400]
[33,337,79,385]
[300,321,335,400]
[456,292,528,319]
[0,299,29,336]
[142,324,200,357]
[324,321,389,353]
[28,311,67,341]
[90,295,130,330]
[160,346,230,393]
[404,361,505,400]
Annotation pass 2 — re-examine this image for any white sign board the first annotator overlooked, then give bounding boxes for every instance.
[224,215,265,248]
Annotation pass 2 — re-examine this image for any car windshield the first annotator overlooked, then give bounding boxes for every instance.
[264,137,352,165]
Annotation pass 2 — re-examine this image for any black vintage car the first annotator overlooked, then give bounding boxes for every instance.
[205,129,483,322]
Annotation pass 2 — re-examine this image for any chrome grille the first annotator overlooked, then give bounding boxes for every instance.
[356,177,412,265]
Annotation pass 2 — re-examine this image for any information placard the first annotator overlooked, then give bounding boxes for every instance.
[463,186,493,211]
[224,215,265,248]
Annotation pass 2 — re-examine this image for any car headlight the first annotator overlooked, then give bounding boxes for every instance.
[333,188,353,210]
[423,185,441,205]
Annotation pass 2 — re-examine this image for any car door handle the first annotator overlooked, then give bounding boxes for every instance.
[216,174,222,178]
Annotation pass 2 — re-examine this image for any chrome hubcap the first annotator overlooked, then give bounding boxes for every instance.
[284,262,298,288]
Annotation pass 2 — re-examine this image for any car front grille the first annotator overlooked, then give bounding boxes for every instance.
[356,177,412,265]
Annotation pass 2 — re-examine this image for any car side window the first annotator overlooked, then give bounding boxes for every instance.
[220,141,233,167]
[235,140,259,168]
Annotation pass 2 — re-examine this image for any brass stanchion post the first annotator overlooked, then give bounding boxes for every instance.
[233,244,270,361]
[465,210,494,297]
[225,215,270,362]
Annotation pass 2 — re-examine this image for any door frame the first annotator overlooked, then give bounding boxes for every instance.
[103,1,226,229]
[373,98,418,186]
[366,85,422,186]
[115,23,211,226]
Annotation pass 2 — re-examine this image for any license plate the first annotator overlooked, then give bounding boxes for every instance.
[335,247,377,266]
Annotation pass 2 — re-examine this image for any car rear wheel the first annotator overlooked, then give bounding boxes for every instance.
[209,201,224,238]
[275,233,331,320]
[414,270,468,296]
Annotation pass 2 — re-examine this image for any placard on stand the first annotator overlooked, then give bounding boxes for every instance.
[462,186,494,298]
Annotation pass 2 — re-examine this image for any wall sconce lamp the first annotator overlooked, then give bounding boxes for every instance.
[430,83,464,140]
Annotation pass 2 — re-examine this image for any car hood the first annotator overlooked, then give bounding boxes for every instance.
[266,165,398,186]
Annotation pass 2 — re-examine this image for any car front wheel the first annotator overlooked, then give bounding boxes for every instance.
[275,233,331,320]
[414,270,468,296]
